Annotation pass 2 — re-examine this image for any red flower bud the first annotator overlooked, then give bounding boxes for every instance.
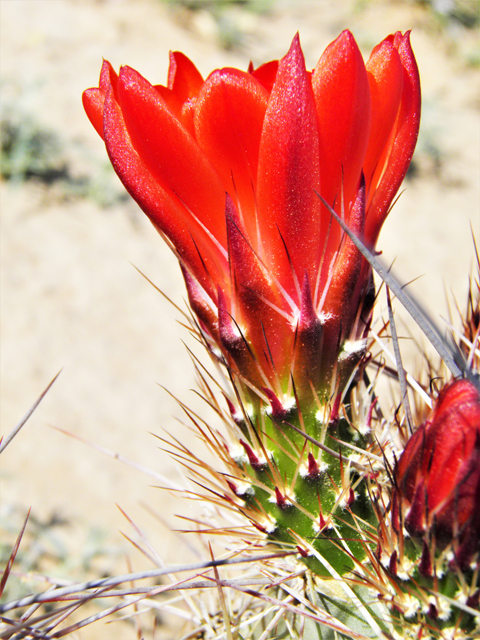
[83,32,420,402]
[395,379,480,569]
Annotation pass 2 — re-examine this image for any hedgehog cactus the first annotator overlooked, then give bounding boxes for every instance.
[83,30,421,580]
[378,378,480,638]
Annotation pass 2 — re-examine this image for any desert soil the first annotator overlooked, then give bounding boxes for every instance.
[1,0,479,637]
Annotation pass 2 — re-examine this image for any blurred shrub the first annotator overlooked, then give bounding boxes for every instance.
[1,112,68,184]
[161,0,273,50]
[0,108,128,207]
[162,0,271,12]
[0,505,119,602]
[419,0,479,28]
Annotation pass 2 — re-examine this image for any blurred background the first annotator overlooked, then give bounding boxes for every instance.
[1,0,479,637]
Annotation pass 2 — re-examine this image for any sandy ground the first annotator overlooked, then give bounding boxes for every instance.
[1,0,479,637]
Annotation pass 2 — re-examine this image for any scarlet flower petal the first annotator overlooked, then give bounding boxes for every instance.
[396,379,480,558]
[82,60,119,140]
[313,31,371,216]
[225,195,291,388]
[257,34,322,301]
[436,440,480,535]
[82,88,106,140]
[116,66,227,249]
[103,86,227,300]
[312,31,371,285]
[322,176,365,323]
[293,273,325,402]
[250,59,279,93]
[320,178,366,387]
[217,288,261,386]
[156,51,204,132]
[181,265,219,342]
[99,59,118,93]
[167,51,203,98]
[364,38,404,216]
[365,31,421,243]
[194,68,269,244]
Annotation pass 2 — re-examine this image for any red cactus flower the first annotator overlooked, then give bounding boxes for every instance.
[395,379,480,570]
[83,31,420,405]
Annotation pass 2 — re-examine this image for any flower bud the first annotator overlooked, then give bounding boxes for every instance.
[395,379,480,570]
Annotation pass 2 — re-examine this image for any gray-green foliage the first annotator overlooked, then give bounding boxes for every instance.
[1,112,67,184]
[0,108,127,207]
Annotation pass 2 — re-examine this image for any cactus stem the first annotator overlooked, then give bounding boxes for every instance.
[289,440,308,493]
[265,422,303,460]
